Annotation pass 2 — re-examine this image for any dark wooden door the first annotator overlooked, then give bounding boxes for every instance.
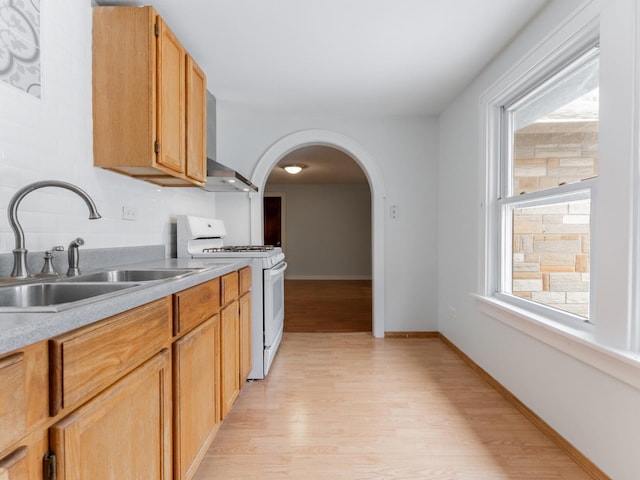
[263,196,282,247]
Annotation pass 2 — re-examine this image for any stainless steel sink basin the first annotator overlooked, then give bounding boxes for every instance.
[67,268,198,283]
[0,282,140,312]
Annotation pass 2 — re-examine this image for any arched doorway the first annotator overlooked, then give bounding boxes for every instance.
[248,129,385,337]
[265,145,371,333]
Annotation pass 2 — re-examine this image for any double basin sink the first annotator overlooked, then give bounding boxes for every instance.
[0,268,202,312]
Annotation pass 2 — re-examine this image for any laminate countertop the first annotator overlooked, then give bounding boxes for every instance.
[0,257,251,356]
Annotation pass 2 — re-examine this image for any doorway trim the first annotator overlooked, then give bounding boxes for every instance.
[249,129,386,338]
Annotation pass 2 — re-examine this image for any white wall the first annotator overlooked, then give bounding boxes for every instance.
[0,0,216,266]
[438,0,640,478]
[265,184,371,279]
[215,106,439,332]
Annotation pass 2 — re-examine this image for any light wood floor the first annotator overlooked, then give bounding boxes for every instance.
[284,279,372,333]
[193,333,592,479]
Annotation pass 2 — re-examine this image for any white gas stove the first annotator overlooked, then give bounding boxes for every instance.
[176,215,287,379]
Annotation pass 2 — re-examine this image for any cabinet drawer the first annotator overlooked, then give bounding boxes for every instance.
[239,266,252,295]
[0,354,25,451]
[221,271,239,306]
[173,278,220,335]
[49,297,171,415]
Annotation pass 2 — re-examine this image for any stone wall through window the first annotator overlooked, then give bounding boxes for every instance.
[511,121,597,318]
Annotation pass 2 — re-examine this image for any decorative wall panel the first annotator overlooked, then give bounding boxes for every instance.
[0,0,41,98]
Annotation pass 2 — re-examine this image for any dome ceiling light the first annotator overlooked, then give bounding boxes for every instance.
[283,164,305,174]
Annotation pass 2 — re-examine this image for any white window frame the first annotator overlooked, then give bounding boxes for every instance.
[475,4,640,392]
[495,181,595,329]
[480,38,598,334]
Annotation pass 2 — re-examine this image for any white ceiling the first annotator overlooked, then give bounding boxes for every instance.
[96,0,550,116]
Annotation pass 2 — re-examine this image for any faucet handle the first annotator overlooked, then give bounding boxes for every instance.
[45,245,65,256]
[41,246,64,276]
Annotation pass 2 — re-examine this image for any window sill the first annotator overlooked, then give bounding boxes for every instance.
[472,294,640,390]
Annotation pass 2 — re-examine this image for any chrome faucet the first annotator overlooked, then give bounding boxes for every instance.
[8,180,101,278]
[66,237,85,277]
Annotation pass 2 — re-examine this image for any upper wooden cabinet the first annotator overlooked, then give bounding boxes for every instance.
[92,6,207,187]
[186,57,207,183]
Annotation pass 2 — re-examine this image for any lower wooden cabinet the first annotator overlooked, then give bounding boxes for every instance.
[0,342,48,456]
[49,351,172,480]
[172,279,220,336]
[0,428,48,480]
[49,298,170,416]
[173,315,219,480]
[0,447,27,479]
[239,292,252,385]
[0,353,26,451]
[1,269,252,480]
[220,300,240,419]
[0,341,48,480]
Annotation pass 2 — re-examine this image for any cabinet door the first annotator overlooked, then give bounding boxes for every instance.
[221,271,239,306]
[0,447,27,480]
[185,55,206,184]
[50,351,171,480]
[173,315,219,480]
[239,292,252,386]
[157,16,185,174]
[0,353,25,451]
[92,6,156,171]
[239,266,252,295]
[220,301,239,419]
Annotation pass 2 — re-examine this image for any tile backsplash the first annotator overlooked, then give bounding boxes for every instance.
[0,0,41,98]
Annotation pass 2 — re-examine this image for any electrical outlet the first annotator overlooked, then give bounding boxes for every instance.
[448,306,457,319]
[122,206,138,221]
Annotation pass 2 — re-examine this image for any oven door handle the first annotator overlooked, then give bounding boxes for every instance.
[267,261,288,277]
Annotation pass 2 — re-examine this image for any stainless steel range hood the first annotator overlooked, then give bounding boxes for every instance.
[201,91,258,192]
[202,158,258,192]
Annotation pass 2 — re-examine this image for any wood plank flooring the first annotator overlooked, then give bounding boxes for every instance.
[193,333,592,479]
[284,280,372,333]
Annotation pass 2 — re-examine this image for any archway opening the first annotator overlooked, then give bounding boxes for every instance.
[249,129,385,337]
[264,145,372,333]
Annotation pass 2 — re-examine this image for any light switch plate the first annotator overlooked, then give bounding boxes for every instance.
[122,206,138,221]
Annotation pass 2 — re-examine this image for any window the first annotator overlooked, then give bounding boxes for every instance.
[495,46,599,325]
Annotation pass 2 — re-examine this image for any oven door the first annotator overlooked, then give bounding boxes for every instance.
[263,260,287,376]
[263,261,287,348]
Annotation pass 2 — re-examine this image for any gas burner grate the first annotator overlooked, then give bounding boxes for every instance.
[202,245,276,253]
